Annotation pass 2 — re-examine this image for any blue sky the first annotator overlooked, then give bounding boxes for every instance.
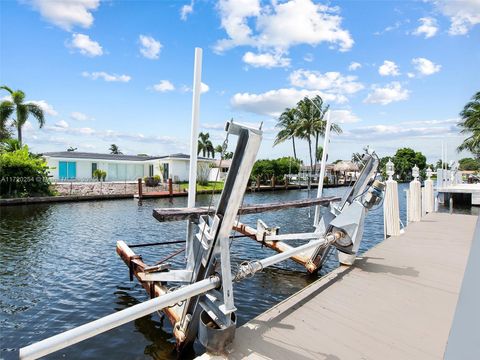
[1,0,479,164]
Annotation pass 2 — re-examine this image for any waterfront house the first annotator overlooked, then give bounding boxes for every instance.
[43,152,214,182]
[208,159,232,181]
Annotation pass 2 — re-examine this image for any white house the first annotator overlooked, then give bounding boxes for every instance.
[208,159,231,181]
[43,152,214,182]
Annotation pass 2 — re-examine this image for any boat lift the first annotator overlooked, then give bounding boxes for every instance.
[18,121,384,359]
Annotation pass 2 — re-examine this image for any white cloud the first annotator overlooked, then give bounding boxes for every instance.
[179,82,209,94]
[28,0,100,31]
[429,0,480,35]
[348,62,361,71]
[70,111,93,121]
[201,82,209,94]
[231,88,347,117]
[374,21,402,35]
[69,33,103,56]
[413,17,439,38]
[242,51,291,68]
[29,100,58,116]
[180,1,194,21]
[82,71,131,82]
[364,82,409,105]
[54,120,69,129]
[153,80,175,92]
[215,0,353,54]
[139,35,162,59]
[289,69,364,95]
[412,57,441,76]
[345,118,459,140]
[407,72,415,78]
[378,60,400,76]
[303,53,314,62]
[330,109,360,124]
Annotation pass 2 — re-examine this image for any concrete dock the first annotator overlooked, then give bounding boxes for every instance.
[202,212,478,360]
[437,184,480,205]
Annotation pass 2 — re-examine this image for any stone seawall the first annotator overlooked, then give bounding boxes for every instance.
[53,182,176,196]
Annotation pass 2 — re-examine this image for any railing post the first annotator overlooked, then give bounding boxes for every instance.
[168,178,173,196]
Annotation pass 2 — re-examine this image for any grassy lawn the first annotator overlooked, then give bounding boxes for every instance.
[179,181,224,192]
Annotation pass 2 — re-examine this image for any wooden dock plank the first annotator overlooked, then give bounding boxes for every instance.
[152,196,340,222]
[199,212,477,360]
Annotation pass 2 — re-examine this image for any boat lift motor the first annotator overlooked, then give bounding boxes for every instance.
[310,152,384,267]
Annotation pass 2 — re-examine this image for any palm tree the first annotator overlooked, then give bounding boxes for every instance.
[295,98,316,172]
[316,146,323,161]
[215,144,223,159]
[295,96,342,173]
[109,144,122,154]
[457,91,480,158]
[274,108,299,160]
[309,96,342,168]
[197,132,215,158]
[0,86,45,146]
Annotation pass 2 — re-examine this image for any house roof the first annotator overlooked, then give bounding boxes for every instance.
[42,151,211,162]
[300,163,335,171]
[159,153,210,161]
[333,161,359,172]
[212,159,232,168]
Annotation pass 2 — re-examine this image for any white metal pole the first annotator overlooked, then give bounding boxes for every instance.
[19,276,220,360]
[187,47,203,208]
[441,141,444,171]
[314,109,332,225]
[186,48,203,267]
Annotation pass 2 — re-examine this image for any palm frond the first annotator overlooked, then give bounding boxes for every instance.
[0,101,15,124]
[0,85,14,95]
[26,103,45,128]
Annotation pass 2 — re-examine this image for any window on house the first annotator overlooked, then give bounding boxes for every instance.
[91,163,97,177]
[149,164,154,177]
[59,161,77,180]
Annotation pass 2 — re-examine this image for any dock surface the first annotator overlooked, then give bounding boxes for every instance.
[206,212,477,360]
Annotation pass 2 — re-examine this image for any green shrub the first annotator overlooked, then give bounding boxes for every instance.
[0,146,53,198]
[251,157,301,183]
[93,169,103,181]
[93,169,107,181]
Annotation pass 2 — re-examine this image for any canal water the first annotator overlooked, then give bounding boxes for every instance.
[2,184,416,359]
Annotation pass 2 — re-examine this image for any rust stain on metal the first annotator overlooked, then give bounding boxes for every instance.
[116,241,181,327]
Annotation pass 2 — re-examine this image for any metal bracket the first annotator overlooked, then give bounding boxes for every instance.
[138,270,193,283]
[128,255,142,281]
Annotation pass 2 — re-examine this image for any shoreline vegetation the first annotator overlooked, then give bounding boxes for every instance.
[2,88,480,203]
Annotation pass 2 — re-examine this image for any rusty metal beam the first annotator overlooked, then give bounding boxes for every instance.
[232,223,318,273]
[116,241,182,327]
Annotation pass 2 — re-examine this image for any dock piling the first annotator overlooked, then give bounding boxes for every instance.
[137,178,143,200]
